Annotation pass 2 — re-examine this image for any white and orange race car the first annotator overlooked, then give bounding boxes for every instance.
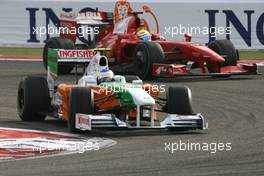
[18,49,207,133]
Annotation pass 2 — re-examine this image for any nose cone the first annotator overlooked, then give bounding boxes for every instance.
[191,44,225,62]
[128,88,155,106]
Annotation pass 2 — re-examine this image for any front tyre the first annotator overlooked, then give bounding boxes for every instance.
[166,86,194,131]
[68,87,94,133]
[207,39,238,73]
[166,86,193,115]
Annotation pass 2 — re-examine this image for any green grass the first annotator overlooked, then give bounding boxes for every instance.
[0,47,263,59]
[0,47,42,56]
[239,51,264,60]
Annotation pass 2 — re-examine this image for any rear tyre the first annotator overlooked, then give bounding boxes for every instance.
[207,39,238,73]
[68,87,94,133]
[17,77,50,121]
[236,49,240,60]
[134,42,164,80]
[166,86,193,115]
[43,37,75,74]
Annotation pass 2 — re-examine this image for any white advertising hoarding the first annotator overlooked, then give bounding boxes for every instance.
[0,0,263,49]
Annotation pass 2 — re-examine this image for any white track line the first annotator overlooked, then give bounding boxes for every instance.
[0,58,41,62]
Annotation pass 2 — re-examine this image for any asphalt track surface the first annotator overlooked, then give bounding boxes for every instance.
[0,61,263,176]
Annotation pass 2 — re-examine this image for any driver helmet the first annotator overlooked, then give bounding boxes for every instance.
[97,69,114,83]
[137,29,151,41]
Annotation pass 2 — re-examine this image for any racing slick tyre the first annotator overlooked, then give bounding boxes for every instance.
[17,76,50,121]
[43,37,75,74]
[166,86,193,115]
[236,49,240,60]
[166,86,194,131]
[124,75,140,83]
[68,87,94,133]
[207,39,238,74]
[134,41,164,80]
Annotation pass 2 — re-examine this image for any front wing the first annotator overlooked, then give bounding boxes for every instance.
[152,60,264,78]
[75,113,207,131]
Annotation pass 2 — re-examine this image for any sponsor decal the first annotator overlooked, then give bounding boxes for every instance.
[78,12,101,18]
[76,114,92,131]
[47,48,58,80]
[60,12,76,20]
[58,50,96,58]
[0,127,116,161]
[155,66,167,75]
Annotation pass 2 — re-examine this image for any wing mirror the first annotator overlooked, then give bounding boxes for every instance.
[185,33,192,42]
[132,80,143,84]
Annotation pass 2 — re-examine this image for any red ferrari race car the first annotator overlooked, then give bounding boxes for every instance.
[43,0,260,79]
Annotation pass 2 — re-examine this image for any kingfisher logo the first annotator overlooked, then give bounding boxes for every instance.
[58,50,96,58]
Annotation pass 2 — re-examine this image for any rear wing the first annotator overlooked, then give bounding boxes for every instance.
[77,11,113,25]
[59,11,113,43]
[46,48,111,95]
[47,49,97,78]
[47,48,102,97]
[47,48,112,77]
[60,11,113,25]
